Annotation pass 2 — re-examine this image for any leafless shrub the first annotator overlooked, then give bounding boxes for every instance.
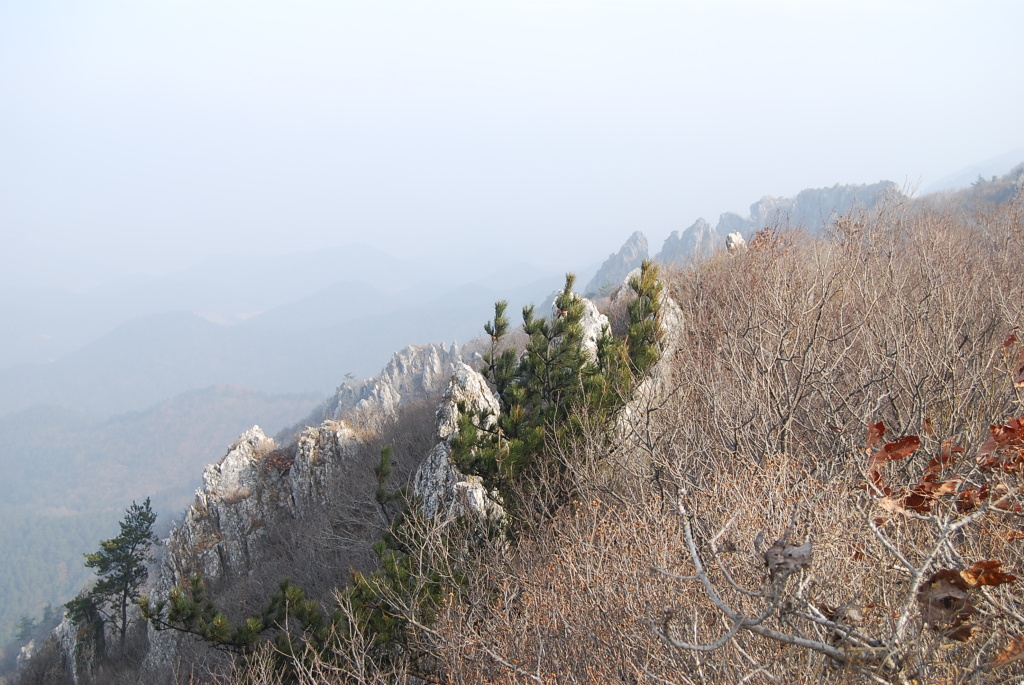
[406,195,1024,683]
[151,195,1024,684]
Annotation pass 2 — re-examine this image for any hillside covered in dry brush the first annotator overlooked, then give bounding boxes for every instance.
[17,188,1024,685]
[201,189,1024,685]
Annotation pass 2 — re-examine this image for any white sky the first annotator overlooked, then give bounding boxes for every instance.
[2,0,1022,286]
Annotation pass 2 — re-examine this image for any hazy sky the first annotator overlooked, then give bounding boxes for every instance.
[2,0,1022,287]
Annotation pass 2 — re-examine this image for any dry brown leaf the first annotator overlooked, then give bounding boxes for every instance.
[993,635,1024,668]
[874,435,922,463]
[917,570,976,641]
[867,434,920,494]
[879,441,963,513]
[878,497,914,517]
[956,483,990,514]
[960,560,1017,587]
[866,420,886,451]
[978,417,1024,471]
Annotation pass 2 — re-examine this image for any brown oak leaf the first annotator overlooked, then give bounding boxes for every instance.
[960,560,1017,587]
[867,434,920,494]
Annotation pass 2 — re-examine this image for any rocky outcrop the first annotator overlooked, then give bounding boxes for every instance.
[413,362,503,521]
[573,294,611,362]
[726,231,746,254]
[609,269,684,434]
[321,343,462,428]
[747,180,899,233]
[658,218,718,266]
[656,181,901,264]
[52,614,103,685]
[157,423,360,586]
[142,421,363,679]
[584,231,648,295]
[141,344,465,681]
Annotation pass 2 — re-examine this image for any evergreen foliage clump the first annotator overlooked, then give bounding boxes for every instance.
[451,262,663,508]
[65,498,158,649]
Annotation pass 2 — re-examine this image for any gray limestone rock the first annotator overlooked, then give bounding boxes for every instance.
[726,231,747,254]
[562,294,610,363]
[143,420,363,680]
[584,231,648,296]
[655,180,901,265]
[324,342,462,428]
[658,218,719,266]
[413,362,503,521]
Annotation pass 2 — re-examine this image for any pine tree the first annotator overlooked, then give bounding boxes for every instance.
[66,498,158,648]
[452,264,664,511]
[15,615,37,641]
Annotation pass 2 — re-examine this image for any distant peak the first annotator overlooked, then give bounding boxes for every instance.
[583,232,649,296]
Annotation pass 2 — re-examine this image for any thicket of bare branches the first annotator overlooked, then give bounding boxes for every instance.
[215,194,1024,684]
[412,196,1024,683]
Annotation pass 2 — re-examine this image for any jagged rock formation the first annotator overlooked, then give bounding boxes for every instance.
[142,422,363,678]
[716,212,748,239]
[139,343,465,682]
[52,604,105,685]
[584,230,648,295]
[656,180,900,265]
[748,180,899,233]
[158,424,362,586]
[658,218,718,266]
[575,294,611,362]
[318,342,462,430]
[413,362,503,520]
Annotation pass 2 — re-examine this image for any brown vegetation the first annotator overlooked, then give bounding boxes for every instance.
[28,191,1021,685]
[372,193,1023,683]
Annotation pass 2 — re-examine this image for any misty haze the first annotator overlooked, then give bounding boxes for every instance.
[2,1,1023,683]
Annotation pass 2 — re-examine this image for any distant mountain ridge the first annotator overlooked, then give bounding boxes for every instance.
[924,148,1024,194]
[585,179,900,294]
[0,279,565,419]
